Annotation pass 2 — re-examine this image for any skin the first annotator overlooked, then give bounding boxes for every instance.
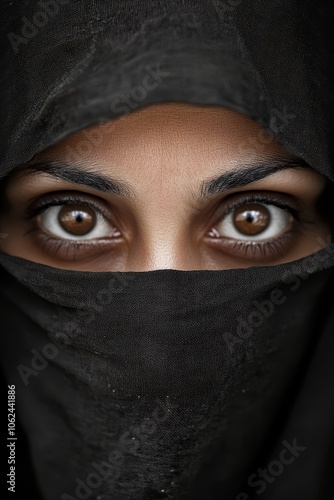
[0,102,331,271]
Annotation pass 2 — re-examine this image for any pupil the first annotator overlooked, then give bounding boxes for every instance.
[58,204,96,236]
[233,204,270,236]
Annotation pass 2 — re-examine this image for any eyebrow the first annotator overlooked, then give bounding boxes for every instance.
[15,156,310,201]
[15,160,135,200]
[200,156,310,197]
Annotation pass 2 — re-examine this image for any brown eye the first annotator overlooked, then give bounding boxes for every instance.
[58,204,96,236]
[214,201,292,241]
[233,203,270,236]
[39,203,115,240]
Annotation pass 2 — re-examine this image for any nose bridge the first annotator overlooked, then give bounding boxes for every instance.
[134,224,194,271]
[129,195,199,271]
[126,141,200,270]
[146,234,193,270]
[139,248,199,271]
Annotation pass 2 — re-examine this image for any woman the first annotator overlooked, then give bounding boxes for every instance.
[0,1,334,499]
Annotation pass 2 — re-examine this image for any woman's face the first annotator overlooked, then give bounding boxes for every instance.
[0,103,331,271]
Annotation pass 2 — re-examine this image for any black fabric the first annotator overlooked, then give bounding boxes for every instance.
[0,1,334,499]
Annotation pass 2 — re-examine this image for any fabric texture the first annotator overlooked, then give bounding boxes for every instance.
[0,1,334,499]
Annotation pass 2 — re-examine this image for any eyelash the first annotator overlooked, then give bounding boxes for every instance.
[215,231,298,260]
[25,193,111,222]
[218,192,301,222]
[24,191,302,262]
[24,193,118,260]
[207,191,302,260]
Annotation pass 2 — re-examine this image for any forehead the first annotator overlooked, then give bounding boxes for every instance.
[4,101,324,217]
[36,103,287,168]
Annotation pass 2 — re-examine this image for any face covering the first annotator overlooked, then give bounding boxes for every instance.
[1,248,334,500]
[1,1,334,499]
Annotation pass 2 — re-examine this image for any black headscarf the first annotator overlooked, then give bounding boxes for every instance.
[1,1,334,499]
